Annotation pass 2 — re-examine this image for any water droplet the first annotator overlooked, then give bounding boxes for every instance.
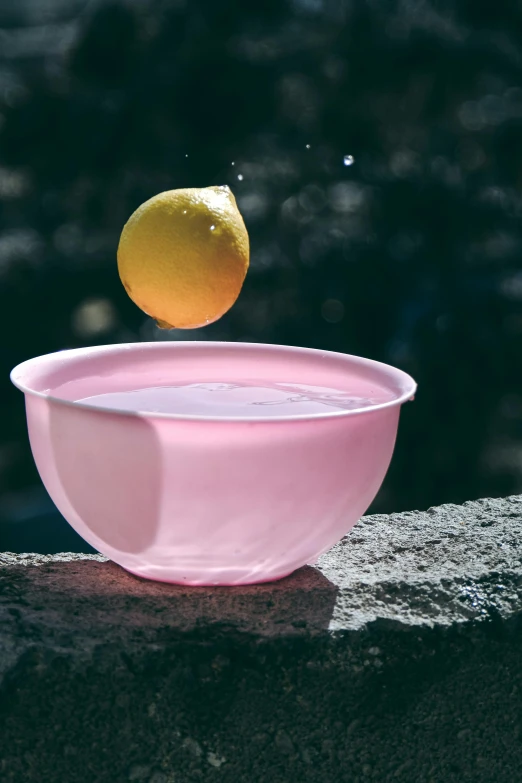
[237,174,244,181]
[182,210,187,215]
[210,225,216,231]
[231,161,235,166]
[343,155,354,166]
[185,154,189,158]
[306,144,311,149]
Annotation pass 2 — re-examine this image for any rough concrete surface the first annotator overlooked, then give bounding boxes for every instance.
[1,495,522,783]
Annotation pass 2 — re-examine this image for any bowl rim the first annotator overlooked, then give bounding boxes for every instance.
[10,341,417,423]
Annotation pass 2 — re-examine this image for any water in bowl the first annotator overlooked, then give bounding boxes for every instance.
[78,381,395,418]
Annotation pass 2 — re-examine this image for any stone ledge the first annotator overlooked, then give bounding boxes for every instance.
[1,496,521,782]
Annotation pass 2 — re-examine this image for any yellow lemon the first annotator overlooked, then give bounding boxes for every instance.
[117,186,249,329]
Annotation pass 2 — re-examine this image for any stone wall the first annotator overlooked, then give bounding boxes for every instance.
[1,496,521,782]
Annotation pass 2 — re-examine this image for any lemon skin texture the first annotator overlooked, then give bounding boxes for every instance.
[117,186,249,329]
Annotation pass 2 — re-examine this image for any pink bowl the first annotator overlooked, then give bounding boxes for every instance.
[10,342,416,585]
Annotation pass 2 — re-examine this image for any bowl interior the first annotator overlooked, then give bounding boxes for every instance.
[10,341,416,421]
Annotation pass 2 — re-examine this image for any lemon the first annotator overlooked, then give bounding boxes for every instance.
[117,186,249,329]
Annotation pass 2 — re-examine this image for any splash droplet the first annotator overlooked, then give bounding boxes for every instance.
[343,154,354,166]
[237,174,244,181]
[185,154,189,158]
[210,225,216,231]
[231,161,235,166]
[182,210,187,215]
[306,144,311,149]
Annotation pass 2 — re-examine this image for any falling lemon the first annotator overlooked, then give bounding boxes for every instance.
[117,186,249,329]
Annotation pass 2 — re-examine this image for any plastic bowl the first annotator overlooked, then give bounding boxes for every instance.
[10,342,416,585]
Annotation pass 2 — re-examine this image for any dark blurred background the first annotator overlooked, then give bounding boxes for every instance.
[1,0,521,553]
